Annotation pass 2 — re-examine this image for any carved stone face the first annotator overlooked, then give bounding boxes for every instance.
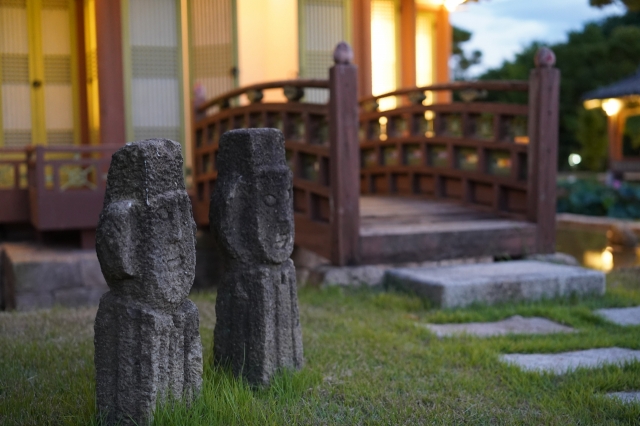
[96,192,196,312]
[256,170,294,264]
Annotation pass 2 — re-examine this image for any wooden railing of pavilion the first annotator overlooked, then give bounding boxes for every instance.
[192,46,560,265]
[0,148,29,224]
[0,145,116,247]
[26,145,116,240]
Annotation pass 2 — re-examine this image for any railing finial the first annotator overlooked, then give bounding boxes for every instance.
[333,42,353,65]
[534,47,556,68]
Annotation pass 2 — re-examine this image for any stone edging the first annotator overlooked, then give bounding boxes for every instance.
[557,213,640,236]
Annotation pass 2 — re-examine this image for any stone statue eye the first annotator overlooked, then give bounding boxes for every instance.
[264,195,277,206]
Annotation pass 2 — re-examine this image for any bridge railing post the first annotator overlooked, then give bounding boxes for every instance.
[329,42,360,266]
[527,47,560,254]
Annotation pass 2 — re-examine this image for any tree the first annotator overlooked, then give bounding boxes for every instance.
[452,26,482,80]
[590,0,640,11]
[480,12,640,171]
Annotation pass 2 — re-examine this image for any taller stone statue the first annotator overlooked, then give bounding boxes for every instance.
[211,128,303,387]
[94,139,203,425]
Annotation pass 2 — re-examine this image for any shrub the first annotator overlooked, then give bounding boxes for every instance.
[557,179,640,219]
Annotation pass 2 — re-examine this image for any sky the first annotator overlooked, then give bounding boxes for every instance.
[449,0,626,75]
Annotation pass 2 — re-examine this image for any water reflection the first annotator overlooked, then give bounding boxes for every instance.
[556,228,640,272]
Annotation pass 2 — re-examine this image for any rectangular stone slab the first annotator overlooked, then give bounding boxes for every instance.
[596,306,640,326]
[384,260,605,308]
[500,347,640,374]
[1,243,108,311]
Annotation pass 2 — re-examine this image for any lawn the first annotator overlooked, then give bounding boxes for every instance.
[2,270,640,425]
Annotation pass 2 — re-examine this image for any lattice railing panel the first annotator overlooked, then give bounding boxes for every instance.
[359,84,531,219]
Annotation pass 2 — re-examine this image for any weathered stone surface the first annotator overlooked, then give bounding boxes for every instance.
[306,255,493,288]
[423,315,575,338]
[0,243,108,311]
[95,139,203,425]
[607,392,640,404]
[384,261,605,308]
[211,129,303,387]
[500,347,640,374]
[524,252,579,266]
[596,306,640,326]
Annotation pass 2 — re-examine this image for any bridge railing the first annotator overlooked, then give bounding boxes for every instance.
[193,47,361,265]
[359,81,530,216]
[194,46,560,264]
[358,49,560,253]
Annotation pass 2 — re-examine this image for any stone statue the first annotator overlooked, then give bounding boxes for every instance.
[94,139,203,425]
[211,128,303,387]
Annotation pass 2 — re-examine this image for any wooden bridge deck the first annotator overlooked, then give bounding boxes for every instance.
[358,196,537,264]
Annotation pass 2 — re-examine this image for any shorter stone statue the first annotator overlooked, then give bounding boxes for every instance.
[211,128,303,387]
[94,139,203,425]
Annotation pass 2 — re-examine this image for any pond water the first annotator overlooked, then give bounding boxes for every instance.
[556,228,640,272]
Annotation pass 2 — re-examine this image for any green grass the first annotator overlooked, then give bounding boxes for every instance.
[2,270,640,425]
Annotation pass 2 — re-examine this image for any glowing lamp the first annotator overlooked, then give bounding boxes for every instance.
[601,98,623,117]
[582,99,601,110]
[568,153,582,167]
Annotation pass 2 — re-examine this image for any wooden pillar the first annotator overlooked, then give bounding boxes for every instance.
[95,0,126,146]
[75,0,90,145]
[352,0,372,98]
[608,113,624,174]
[400,0,416,89]
[527,47,560,254]
[329,43,360,266]
[434,6,451,103]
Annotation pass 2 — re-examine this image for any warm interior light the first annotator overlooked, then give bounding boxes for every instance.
[583,99,601,110]
[371,0,397,111]
[416,12,434,88]
[602,98,623,117]
[444,0,466,12]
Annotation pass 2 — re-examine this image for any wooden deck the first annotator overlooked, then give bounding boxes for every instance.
[358,196,537,264]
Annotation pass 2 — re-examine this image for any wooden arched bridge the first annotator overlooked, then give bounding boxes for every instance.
[0,45,560,266]
[191,46,560,266]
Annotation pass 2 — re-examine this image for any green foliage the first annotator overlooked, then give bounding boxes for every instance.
[576,107,608,171]
[480,12,640,171]
[557,178,640,218]
[452,26,482,80]
[623,114,640,156]
[590,0,640,11]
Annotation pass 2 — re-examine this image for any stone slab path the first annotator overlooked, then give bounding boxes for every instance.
[385,261,605,308]
[423,315,575,338]
[596,306,640,326]
[500,347,640,374]
[607,392,640,404]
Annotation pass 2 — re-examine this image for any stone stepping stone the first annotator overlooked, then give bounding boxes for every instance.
[500,347,640,374]
[423,315,575,338]
[596,306,640,326]
[384,260,605,308]
[607,392,640,404]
